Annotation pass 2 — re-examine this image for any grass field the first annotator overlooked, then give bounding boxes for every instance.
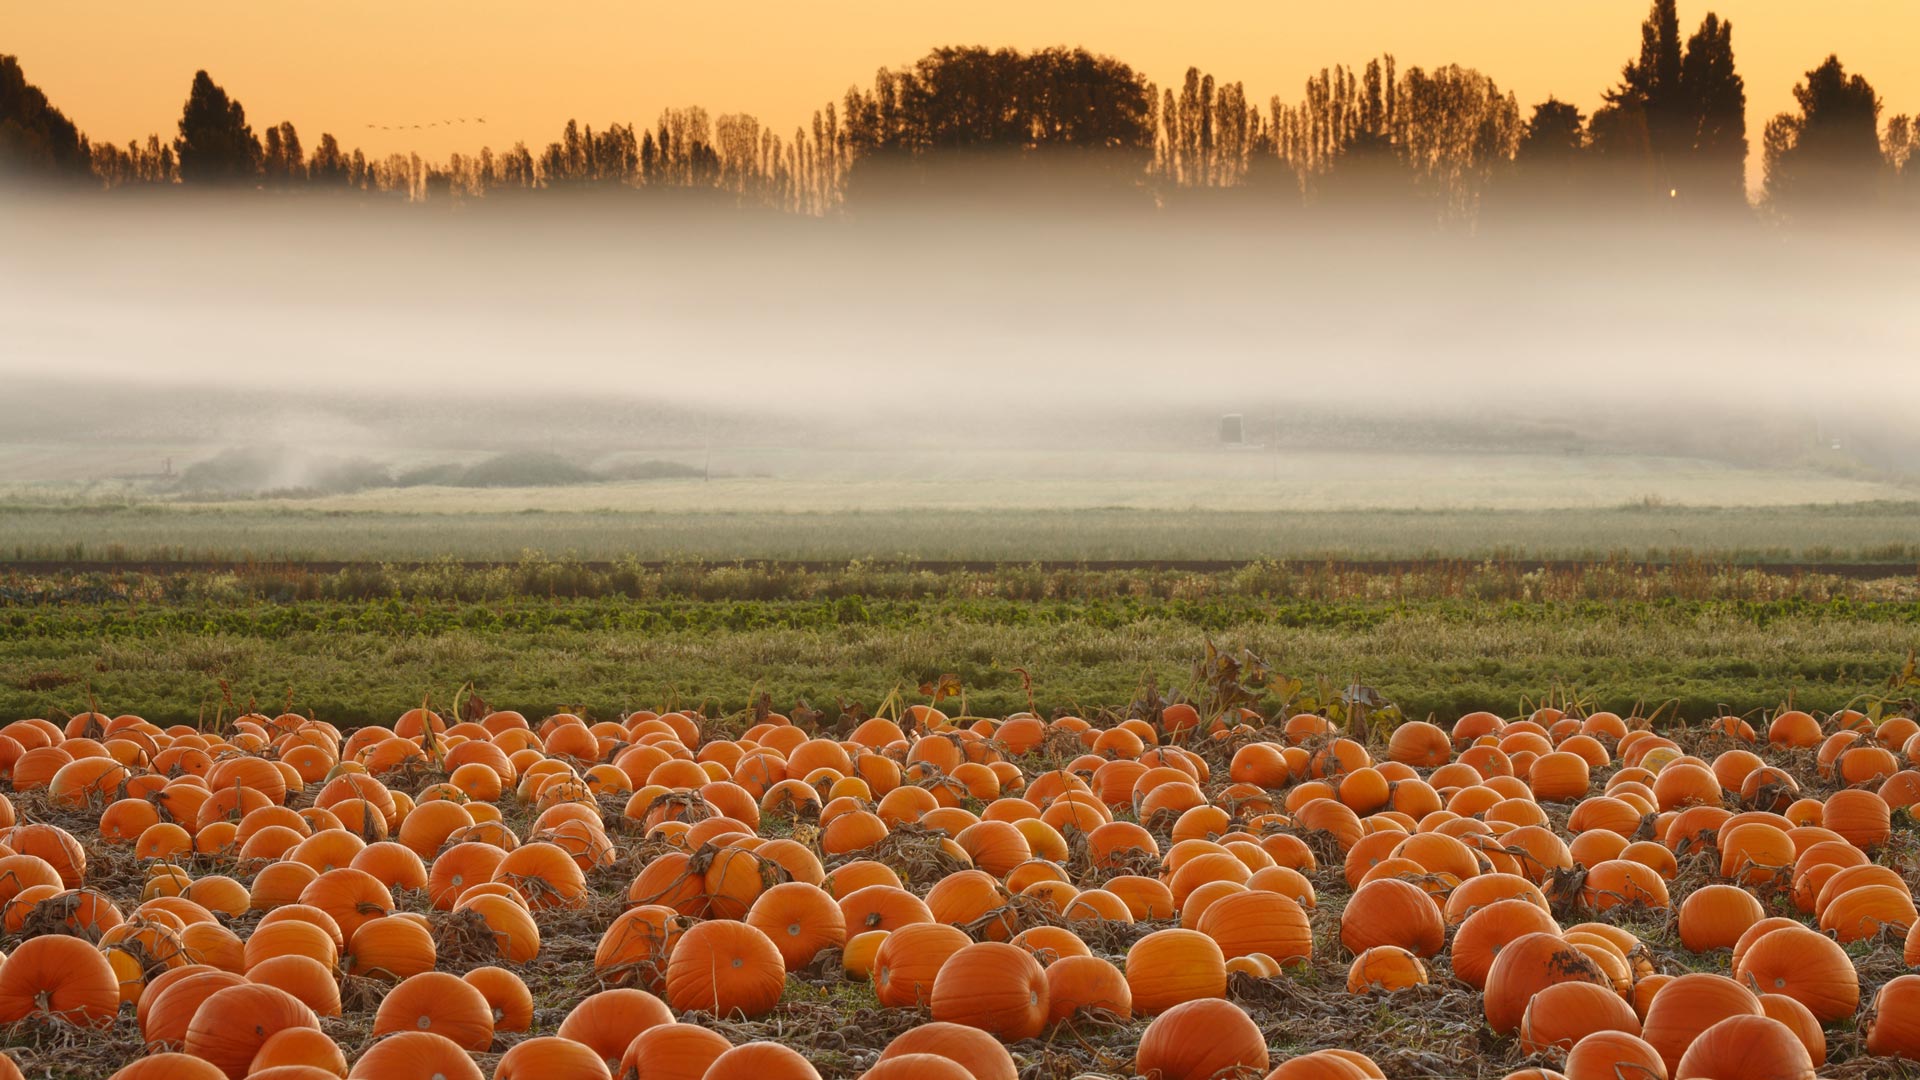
[5,561,1916,727]
[8,501,1920,564]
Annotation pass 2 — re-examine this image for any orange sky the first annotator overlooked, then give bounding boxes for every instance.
[8,1,1915,194]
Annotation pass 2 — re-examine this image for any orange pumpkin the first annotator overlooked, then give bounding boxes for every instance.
[929,941,1050,1041]
[181,983,321,1080]
[621,1022,733,1080]
[1134,998,1269,1080]
[1125,928,1228,1015]
[557,988,675,1070]
[745,882,847,972]
[874,923,971,1009]
[0,933,120,1029]
[876,1022,1019,1080]
[370,971,495,1051]
[345,1030,484,1080]
[664,919,785,1017]
[1672,1014,1813,1080]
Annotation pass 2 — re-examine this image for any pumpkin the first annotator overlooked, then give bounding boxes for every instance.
[1195,889,1313,965]
[1759,993,1826,1066]
[858,1056,973,1080]
[464,965,534,1032]
[558,988,675,1070]
[492,841,589,910]
[246,955,343,1017]
[345,1030,484,1080]
[876,1022,1018,1080]
[140,968,248,1048]
[1345,945,1427,994]
[594,905,682,990]
[1864,974,1920,1060]
[0,933,121,1029]
[248,1026,349,1076]
[874,923,971,1009]
[1125,928,1227,1015]
[296,868,392,940]
[1562,1031,1667,1080]
[664,919,786,1018]
[1044,954,1131,1025]
[1135,998,1269,1080]
[106,1055,228,1080]
[451,893,541,964]
[1340,877,1443,957]
[495,1036,613,1080]
[1450,899,1561,990]
[370,971,495,1051]
[1264,1053,1374,1079]
[1676,884,1764,953]
[1518,980,1641,1052]
[1672,1014,1813,1080]
[1640,972,1761,1074]
[182,983,321,1080]
[1483,933,1608,1035]
[622,1022,733,1080]
[1732,925,1859,1023]
[698,1042,822,1080]
[345,914,436,979]
[745,882,847,972]
[929,941,1049,1041]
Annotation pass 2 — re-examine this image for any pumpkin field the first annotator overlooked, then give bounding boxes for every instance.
[0,686,1916,1080]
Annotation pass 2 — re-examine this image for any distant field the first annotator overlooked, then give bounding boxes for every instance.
[6,500,1920,564]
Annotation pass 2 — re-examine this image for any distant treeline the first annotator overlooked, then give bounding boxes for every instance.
[3,1,1916,222]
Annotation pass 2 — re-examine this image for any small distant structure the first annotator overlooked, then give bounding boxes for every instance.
[1219,414,1245,446]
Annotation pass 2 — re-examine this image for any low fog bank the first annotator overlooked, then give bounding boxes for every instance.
[2,188,1916,486]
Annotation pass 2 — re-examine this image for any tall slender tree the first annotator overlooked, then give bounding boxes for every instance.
[1597,2,1746,205]
[174,70,260,183]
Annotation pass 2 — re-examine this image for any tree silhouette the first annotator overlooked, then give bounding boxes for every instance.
[0,55,89,179]
[1763,55,1885,212]
[1596,1,1745,206]
[175,70,260,184]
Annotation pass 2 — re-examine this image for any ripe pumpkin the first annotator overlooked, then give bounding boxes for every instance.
[106,1054,228,1080]
[1340,877,1443,957]
[248,1026,349,1076]
[1196,889,1313,965]
[1483,933,1608,1036]
[1518,980,1641,1052]
[1346,946,1428,994]
[858,1055,973,1080]
[182,983,321,1080]
[1135,998,1269,1080]
[0,933,121,1029]
[246,955,343,1018]
[877,1022,1020,1080]
[1125,928,1227,1015]
[1640,972,1761,1074]
[1044,954,1132,1024]
[370,971,495,1051]
[345,1030,484,1080]
[1676,884,1764,953]
[621,1022,733,1080]
[557,988,675,1070]
[929,941,1050,1041]
[1450,899,1561,991]
[874,923,971,1009]
[463,966,534,1033]
[1562,1031,1666,1080]
[495,1036,613,1080]
[699,1042,822,1080]
[664,919,785,1018]
[1672,1014,1813,1080]
[745,881,847,972]
[1864,974,1920,1060]
[1732,925,1859,1023]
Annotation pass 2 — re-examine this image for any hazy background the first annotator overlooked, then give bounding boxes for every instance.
[3,189,1917,515]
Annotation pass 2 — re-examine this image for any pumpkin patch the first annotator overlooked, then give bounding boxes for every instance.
[0,698,1907,1080]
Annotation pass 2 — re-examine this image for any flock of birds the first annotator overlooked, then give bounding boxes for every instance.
[365,118,487,131]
